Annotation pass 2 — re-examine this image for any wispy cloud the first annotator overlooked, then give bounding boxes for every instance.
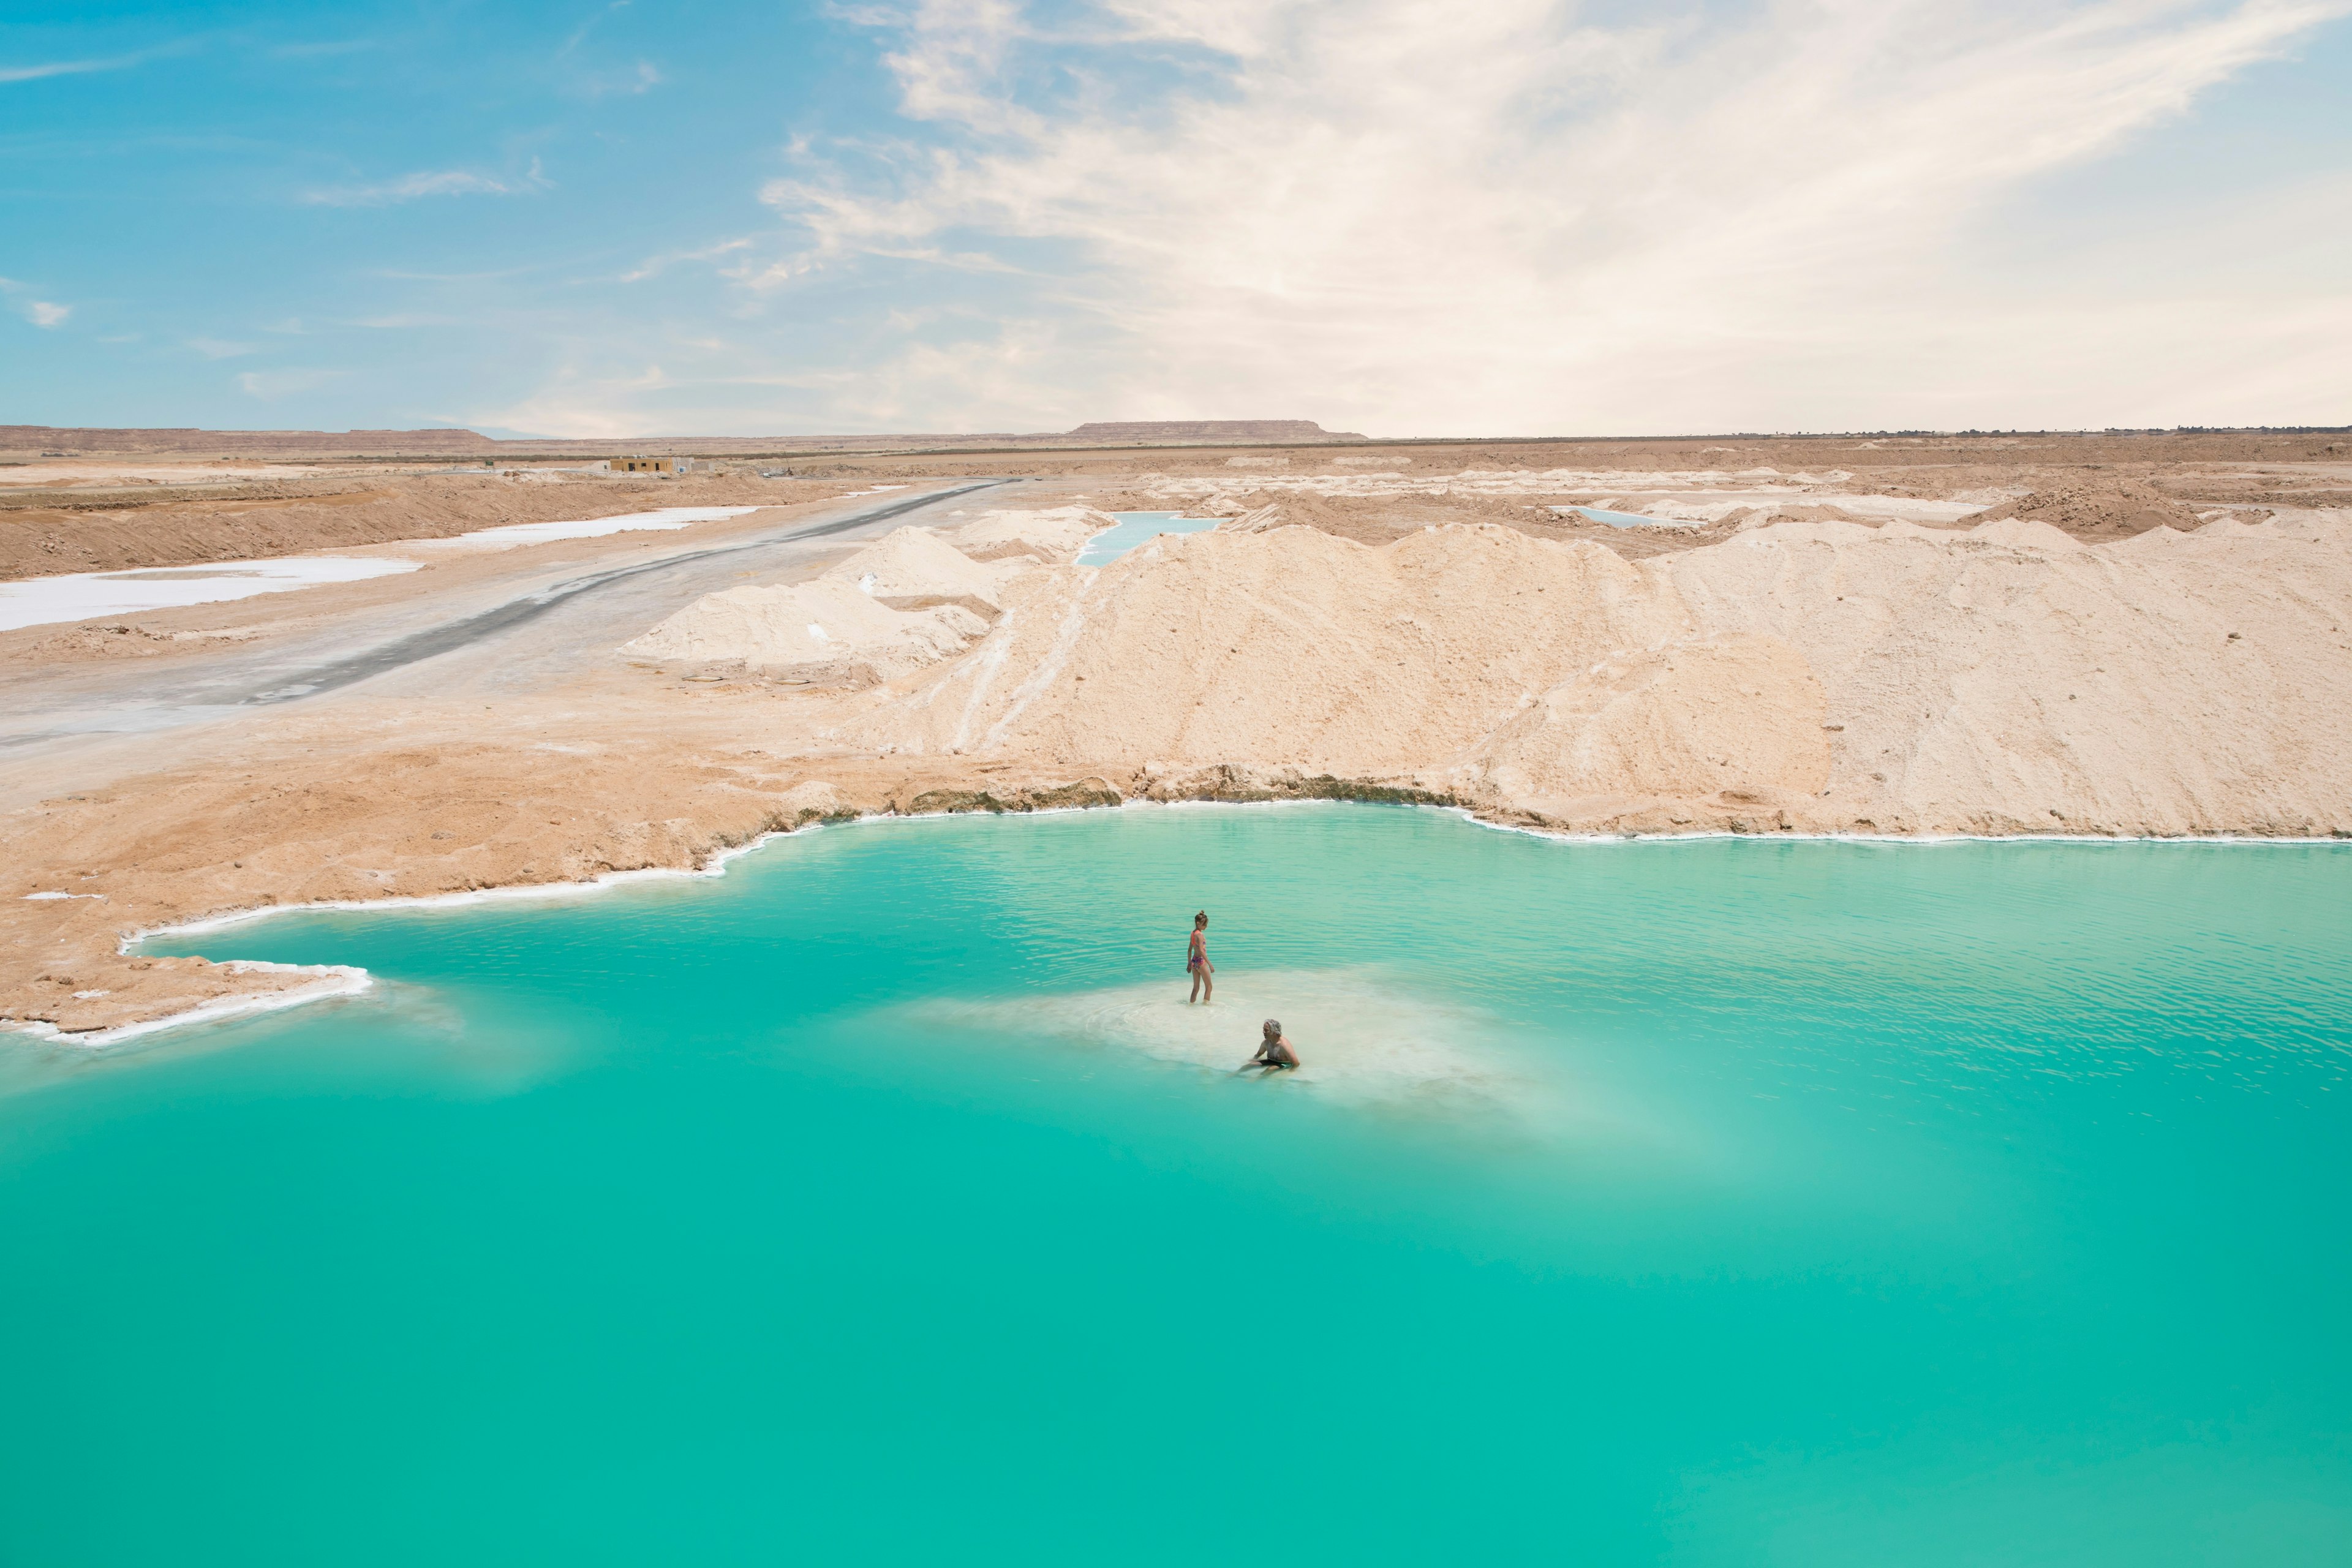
[561,0,632,57]
[0,51,156,85]
[620,236,752,282]
[557,0,663,94]
[270,39,379,60]
[301,164,545,207]
[474,361,682,438]
[739,0,2352,432]
[583,59,664,96]
[0,276,73,328]
[187,336,254,358]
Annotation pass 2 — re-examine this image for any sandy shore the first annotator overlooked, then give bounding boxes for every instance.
[4,432,2349,1041]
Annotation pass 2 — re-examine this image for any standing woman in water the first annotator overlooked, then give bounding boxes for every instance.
[1187,911,1215,1004]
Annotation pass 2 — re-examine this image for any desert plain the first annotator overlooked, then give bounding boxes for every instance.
[4,424,2350,1039]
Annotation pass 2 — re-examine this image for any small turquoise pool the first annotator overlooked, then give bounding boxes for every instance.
[1566,504,1701,529]
[1077,511,1224,565]
[2,806,2348,1565]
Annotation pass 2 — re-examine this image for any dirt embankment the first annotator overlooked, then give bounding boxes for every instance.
[1977,479,2204,540]
[832,513,2351,837]
[0,474,839,579]
[1210,488,1762,557]
[0,716,1145,1036]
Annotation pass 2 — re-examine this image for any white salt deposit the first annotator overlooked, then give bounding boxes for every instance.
[0,556,421,633]
[620,577,987,685]
[822,526,1025,617]
[1,505,770,632]
[399,506,761,552]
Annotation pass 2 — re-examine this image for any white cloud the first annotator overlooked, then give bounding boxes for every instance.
[619,236,752,282]
[592,59,663,95]
[0,277,74,329]
[302,170,523,207]
[741,0,2352,432]
[187,336,254,358]
[473,363,684,439]
[0,52,152,85]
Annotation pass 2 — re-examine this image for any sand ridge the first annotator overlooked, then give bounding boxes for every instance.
[819,510,2349,837]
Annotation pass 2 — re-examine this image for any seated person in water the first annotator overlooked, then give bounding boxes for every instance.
[1246,1019,1300,1072]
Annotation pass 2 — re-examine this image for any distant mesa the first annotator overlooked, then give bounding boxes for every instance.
[1061,420,1366,443]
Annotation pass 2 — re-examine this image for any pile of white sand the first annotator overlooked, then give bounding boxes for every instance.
[622,503,2352,835]
[945,507,1110,563]
[822,512,2351,835]
[620,518,1090,686]
[1656,513,2352,833]
[846,524,1823,802]
[821,525,1023,618]
[620,577,987,686]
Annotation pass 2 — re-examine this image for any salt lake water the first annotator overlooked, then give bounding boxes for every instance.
[1077,511,1224,565]
[2,806,2348,1565]
[1566,504,1703,529]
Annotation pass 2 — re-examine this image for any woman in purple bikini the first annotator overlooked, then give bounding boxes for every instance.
[1186,910,1215,1004]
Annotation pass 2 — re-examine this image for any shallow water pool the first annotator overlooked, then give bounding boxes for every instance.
[1564,503,1703,529]
[1076,510,1224,565]
[3,806,2348,1565]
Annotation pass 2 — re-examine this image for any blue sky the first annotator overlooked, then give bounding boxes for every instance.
[4,0,2349,437]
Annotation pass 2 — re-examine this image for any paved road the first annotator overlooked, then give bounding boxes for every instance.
[246,478,1011,704]
[0,478,1019,763]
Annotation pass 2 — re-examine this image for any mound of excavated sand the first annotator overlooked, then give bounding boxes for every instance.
[823,526,1026,618]
[1976,478,2202,540]
[827,512,2352,835]
[843,523,1830,815]
[1658,512,2352,832]
[620,578,986,686]
[947,507,1110,563]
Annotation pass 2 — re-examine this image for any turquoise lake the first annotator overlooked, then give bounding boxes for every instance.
[3,805,2349,1564]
